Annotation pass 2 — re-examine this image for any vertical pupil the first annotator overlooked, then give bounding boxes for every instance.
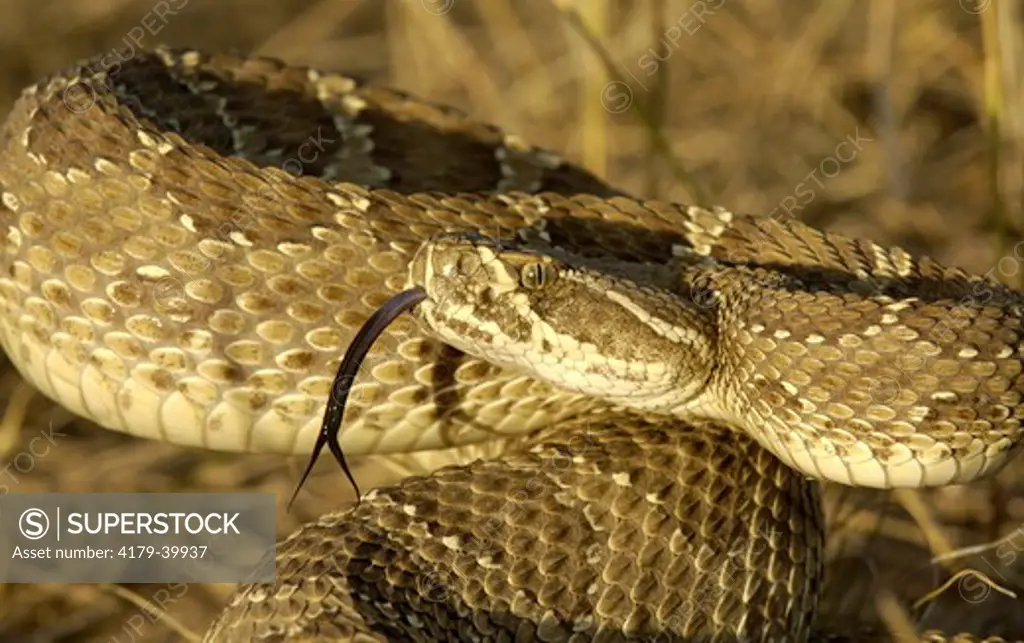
[522,263,553,288]
[525,264,541,287]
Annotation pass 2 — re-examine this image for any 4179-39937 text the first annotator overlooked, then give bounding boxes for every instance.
[12,544,208,559]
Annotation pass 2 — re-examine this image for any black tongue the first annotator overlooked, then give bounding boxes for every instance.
[287,286,429,510]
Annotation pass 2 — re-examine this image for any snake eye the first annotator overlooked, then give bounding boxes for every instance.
[520,262,557,290]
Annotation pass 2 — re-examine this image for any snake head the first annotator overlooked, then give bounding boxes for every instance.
[406,232,720,412]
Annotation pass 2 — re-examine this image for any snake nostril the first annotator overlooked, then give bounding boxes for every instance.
[457,253,481,275]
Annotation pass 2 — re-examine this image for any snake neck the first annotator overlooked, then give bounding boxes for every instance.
[410,233,1024,490]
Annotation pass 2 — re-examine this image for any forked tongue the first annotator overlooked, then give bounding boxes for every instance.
[287,287,429,510]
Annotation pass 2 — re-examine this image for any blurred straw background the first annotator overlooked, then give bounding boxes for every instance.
[1,0,1023,640]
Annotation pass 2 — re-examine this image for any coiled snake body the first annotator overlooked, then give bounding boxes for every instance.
[0,47,1022,641]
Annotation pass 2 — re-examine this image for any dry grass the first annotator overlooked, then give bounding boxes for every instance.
[1,0,1023,640]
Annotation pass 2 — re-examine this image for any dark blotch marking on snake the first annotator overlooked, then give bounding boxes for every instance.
[288,287,429,510]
